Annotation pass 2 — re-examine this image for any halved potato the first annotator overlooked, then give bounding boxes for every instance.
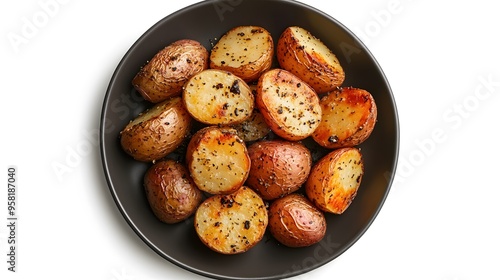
[305,147,364,214]
[312,87,377,149]
[194,186,268,254]
[143,160,203,224]
[268,193,326,247]
[277,26,345,93]
[256,69,321,141]
[183,69,254,125]
[231,110,271,142]
[133,39,209,103]
[120,97,192,162]
[246,140,312,200]
[210,26,274,82]
[186,126,250,195]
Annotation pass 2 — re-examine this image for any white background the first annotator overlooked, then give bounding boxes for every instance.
[1,0,499,279]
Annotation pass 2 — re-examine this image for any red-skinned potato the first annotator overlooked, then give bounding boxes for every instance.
[256,69,322,141]
[120,97,192,162]
[305,147,364,214]
[186,126,250,195]
[194,186,268,254]
[268,193,326,247]
[246,140,312,200]
[133,39,209,103]
[277,26,345,93]
[312,87,377,149]
[210,25,274,82]
[143,160,203,223]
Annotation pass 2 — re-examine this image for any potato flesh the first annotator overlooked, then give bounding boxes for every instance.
[291,27,341,72]
[312,87,377,148]
[183,69,254,125]
[194,186,268,254]
[306,148,363,214]
[187,127,250,195]
[210,26,273,82]
[257,69,321,141]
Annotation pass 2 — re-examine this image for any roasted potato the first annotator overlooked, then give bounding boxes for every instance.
[231,109,271,142]
[305,147,364,214]
[277,26,345,93]
[256,69,322,141]
[194,186,268,254]
[210,26,274,82]
[120,97,192,162]
[186,126,250,195]
[246,140,312,200]
[183,69,254,125]
[143,160,203,224]
[132,39,209,103]
[268,193,326,247]
[312,87,377,149]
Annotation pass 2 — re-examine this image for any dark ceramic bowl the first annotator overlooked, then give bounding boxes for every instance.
[100,0,399,279]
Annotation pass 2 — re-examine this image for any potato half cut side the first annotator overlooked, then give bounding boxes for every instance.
[143,160,203,224]
[277,26,345,93]
[312,87,377,149]
[183,69,254,125]
[133,39,209,103]
[305,148,364,214]
[120,97,192,162]
[256,69,321,141]
[186,126,250,195]
[231,110,271,142]
[210,25,274,82]
[194,186,268,254]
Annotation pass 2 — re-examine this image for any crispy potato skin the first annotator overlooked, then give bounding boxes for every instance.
[133,39,209,103]
[210,26,274,82]
[194,186,268,254]
[277,26,345,94]
[246,140,312,200]
[268,193,326,247]
[120,97,192,162]
[256,69,322,141]
[305,148,364,214]
[183,69,254,125]
[186,126,250,195]
[143,160,203,224]
[312,87,377,149]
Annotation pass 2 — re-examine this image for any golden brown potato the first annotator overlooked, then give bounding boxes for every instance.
[305,148,364,214]
[256,69,322,141]
[194,186,268,254]
[231,110,271,142]
[120,97,192,162]
[133,39,209,103]
[268,193,326,247]
[143,160,203,223]
[246,140,312,200]
[312,87,377,149]
[210,26,274,82]
[183,69,254,125]
[186,126,250,195]
[277,26,345,93]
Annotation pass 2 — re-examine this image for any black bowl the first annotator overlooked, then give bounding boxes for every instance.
[100,0,399,279]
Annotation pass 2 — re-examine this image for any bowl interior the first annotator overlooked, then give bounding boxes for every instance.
[100,0,399,279]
